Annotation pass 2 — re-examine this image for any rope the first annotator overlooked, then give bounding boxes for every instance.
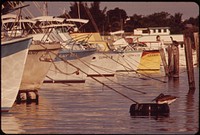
[39,44,140,104]
[69,52,147,94]
[102,52,167,83]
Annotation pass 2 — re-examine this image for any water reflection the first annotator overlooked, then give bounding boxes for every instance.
[1,113,25,134]
[1,67,199,134]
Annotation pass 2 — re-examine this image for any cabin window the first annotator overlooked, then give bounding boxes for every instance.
[163,29,167,33]
[158,29,161,33]
[153,29,156,33]
[142,29,149,34]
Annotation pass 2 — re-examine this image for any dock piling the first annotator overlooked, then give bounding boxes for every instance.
[184,36,195,91]
[193,32,199,67]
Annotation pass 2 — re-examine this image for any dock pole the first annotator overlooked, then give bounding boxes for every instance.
[159,48,169,76]
[172,43,179,78]
[168,45,173,77]
[184,36,195,91]
[193,32,199,67]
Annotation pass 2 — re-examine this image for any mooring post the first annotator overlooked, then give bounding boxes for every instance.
[168,45,173,77]
[159,48,169,76]
[193,32,199,67]
[184,36,195,91]
[172,43,179,78]
[35,90,39,105]
[16,92,21,104]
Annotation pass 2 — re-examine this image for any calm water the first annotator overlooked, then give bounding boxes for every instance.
[1,67,199,134]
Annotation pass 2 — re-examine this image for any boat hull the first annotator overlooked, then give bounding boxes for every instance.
[1,37,32,112]
[137,50,161,73]
[116,51,143,72]
[87,52,119,77]
[45,49,96,83]
[19,43,61,91]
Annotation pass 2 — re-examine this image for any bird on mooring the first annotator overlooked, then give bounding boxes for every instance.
[152,93,178,105]
[170,36,179,46]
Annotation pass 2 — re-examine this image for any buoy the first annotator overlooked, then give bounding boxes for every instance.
[129,103,170,116]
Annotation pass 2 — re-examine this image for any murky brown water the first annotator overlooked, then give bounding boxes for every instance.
[1,67,199,134]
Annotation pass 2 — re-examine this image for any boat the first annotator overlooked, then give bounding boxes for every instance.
[19,41,61,90]
[37,17,97,82]
[2,15,62,93]
[1,36,32,112]
[128,27,197,67]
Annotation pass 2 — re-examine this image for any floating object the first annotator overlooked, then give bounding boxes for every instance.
[129,103,170,116]
[152,93,178,105]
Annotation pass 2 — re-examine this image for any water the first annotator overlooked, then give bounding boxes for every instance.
[1,67,199,134]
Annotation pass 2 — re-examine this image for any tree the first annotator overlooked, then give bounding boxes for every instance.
[169,13,184,34]
[105,7,127,32]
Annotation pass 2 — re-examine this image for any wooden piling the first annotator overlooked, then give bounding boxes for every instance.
[172,44,179,78]
[159,48,169,76]
[193,32,199,67]
[167,45,173,77]
[184,36,195,91]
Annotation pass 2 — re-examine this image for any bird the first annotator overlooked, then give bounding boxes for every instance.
[170,36,179,46]
[152,93,178,105]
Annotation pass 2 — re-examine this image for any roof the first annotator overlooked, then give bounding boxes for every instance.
[41,23,76,28]
[2,19,37,24]
[66,18,89,24]
[2,14,17,19]
[32,16,65,22]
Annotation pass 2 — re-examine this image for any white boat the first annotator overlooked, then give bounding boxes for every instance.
[19,42,61,90]
[87,51,119,77]
[1,36,32,112]
[128,27,197,66]
[2,15,62,91]
[34,17,97,82]
[45,48,96,83]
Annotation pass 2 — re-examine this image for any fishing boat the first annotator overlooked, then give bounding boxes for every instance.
[38,17,97,82]
[128,27,197,67]
[70,32,120,76]
[1,36,32,112]
[108,35,143,72]
[2,15,62,94]
[45,43,96,83]
[19,42,61,90]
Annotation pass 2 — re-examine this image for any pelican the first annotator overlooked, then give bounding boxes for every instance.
[152,93,178,105]
[170,36,179,46]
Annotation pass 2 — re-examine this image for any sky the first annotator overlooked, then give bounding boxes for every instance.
[23,1,199,20]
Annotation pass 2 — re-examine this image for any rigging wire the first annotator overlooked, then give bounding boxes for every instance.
[39,44,140,104]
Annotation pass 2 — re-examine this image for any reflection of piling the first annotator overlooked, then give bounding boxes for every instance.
[193,32,199,67]
[184,36,195,91]
[16,90,39,104]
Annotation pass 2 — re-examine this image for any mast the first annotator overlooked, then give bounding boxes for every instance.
[43,2,48,16]
[78,2,80,19]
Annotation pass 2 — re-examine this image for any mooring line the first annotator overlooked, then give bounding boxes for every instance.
[102,52,167,83]
[39,44,140,104]
[70,52,146,94]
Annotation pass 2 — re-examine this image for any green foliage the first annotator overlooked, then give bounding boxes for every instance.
[64,2,199,33]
